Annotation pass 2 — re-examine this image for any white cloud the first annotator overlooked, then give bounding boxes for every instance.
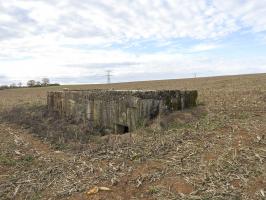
[2,47,265,84]
[0,0,266,84]
[189,43,221,52]
[2,0,266,41]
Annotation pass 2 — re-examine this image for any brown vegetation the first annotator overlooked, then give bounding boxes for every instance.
[0,73,265,199]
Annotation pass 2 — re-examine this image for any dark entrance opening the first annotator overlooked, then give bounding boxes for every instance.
[124,126,129,133]
[115,124,129,134]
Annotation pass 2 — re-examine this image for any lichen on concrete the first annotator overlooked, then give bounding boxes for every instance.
[47,90,198,134]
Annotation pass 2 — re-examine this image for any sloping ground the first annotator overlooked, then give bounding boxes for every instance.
[0,73,266,199]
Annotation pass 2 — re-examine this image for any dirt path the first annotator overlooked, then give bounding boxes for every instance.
[0,122,73,199]
[0,122,68,160]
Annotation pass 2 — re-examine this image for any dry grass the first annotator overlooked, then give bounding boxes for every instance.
[0,73,266,200]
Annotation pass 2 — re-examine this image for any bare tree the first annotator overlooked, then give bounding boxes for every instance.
[18,82,22,87]
[27,80,36,87]
[42,78,50,86]
[0,85,9,90]
[10,83,16,88]
[36,81,42,86]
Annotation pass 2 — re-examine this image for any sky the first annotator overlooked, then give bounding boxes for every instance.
[0,0,266,85]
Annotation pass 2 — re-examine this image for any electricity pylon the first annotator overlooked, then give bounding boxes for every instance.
[106,70,112,83]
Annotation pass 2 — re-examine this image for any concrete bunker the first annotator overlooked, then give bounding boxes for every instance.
[47,90,198,134]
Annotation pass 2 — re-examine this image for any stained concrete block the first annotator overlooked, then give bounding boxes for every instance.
[47,90,198,134]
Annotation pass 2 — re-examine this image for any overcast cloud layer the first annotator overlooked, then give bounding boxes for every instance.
[0,0,266,84]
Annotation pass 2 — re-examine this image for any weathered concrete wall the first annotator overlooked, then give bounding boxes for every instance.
[47,90,197,134]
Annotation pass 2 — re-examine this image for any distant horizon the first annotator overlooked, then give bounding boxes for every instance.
[1,1,266,85]
[59,72,266,86]
[1,72,265,87]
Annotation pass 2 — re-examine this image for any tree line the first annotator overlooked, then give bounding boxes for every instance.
[0,78,60,90]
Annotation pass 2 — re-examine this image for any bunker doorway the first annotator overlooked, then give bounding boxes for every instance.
[115,124,129,134]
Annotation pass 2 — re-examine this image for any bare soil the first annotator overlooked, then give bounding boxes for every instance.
[0,73,265,200]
